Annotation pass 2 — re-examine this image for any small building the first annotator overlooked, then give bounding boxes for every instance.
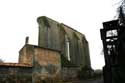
[0,16,92,83]
[19,44,61,82]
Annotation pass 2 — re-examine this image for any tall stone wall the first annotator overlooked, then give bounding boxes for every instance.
[37,16,61,51]
[37,16,91,68]
[61,24,91,67]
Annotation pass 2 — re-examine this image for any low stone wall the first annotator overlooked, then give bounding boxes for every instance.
[0,66,32,83]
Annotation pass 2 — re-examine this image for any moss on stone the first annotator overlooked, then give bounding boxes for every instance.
[61,55,77,67]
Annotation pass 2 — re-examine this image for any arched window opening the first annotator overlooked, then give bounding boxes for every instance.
[65,35,70,61]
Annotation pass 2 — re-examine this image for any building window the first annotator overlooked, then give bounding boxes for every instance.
[65,35,71,61]
[67,40,70,61]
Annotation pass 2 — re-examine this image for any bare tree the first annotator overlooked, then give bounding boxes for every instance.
[117,0,125,26]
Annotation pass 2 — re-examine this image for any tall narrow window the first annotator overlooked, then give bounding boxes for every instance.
[65,35,70,61]
[67,40,70,61]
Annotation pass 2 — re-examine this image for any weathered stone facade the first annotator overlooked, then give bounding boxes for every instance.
[0,16,92,83]
[37,16,91,68]
[19,44,61,82]
[0,63,32,83]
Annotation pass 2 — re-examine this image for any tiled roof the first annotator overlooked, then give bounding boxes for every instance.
[0,63,32,67]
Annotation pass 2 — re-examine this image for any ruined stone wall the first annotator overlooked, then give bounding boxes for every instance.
[33,46,61,81]
[61,24,91,67]
[37,16,91,68]
[37,16,61,51]
[19,44,34,65]
[19,44,61,82]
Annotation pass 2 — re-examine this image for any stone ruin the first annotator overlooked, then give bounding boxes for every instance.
[0,16,92,83]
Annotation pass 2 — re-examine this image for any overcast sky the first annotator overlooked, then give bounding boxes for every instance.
[0,0,120,69]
